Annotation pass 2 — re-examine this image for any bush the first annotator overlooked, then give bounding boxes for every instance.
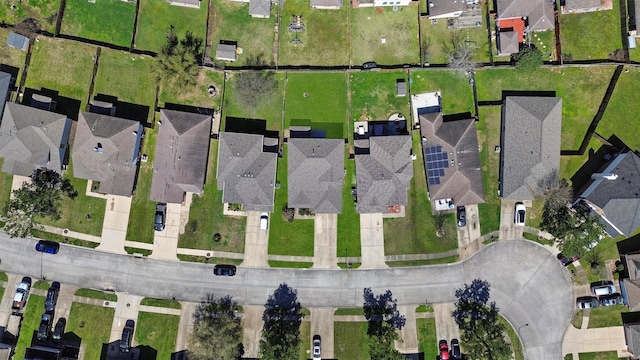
[513,46,543,72]
[282,207,294,223]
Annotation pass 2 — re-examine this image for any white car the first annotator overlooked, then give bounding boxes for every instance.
[312,335,321,359]
[514,202,526,227]
[591,280,616,296]
[259,212,269,231]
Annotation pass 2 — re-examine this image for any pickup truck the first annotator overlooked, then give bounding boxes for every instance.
[12,277,31,311]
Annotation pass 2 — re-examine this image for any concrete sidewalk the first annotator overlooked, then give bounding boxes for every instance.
[312,214,338,269]
[359,213,387,269]
[96,195,131,255]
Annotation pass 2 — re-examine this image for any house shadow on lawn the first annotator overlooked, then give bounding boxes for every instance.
[93,94,151,128]
[163,102,214,116]
[23,87,82,121]
[569,134,627,194]
[0,64,19,89]
[224,116,280,142]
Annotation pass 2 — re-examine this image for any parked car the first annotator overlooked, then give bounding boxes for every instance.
[154,203,167,231]
[514,202,526,227]
[214,264,237,276]
[44,282,60,313]
[37,313,53,342]
[450,338,461,359]
[362,61,377,69]
[591,280,616,296]
[260,212,269,231]
[120,319,135,352]
[12,277,31,311]
[439,339,450,360]
[35,240,59,254]
[52,317,66,343]
[600,293,623,306]
[456,206,466,227]
[576,296,599,309]
[312,334,321,359]
[557,252,579,267]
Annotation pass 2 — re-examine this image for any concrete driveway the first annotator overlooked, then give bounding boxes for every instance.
[457,204,482,260]
[96,195,131,255]
[359,213,387,269]
[242,211,269,267]
[312,214,338,269]
[499,199,525,240]
[309,307,335,359]
[242,305,264,358]
[150,203,181,260]
[433,302,460,344]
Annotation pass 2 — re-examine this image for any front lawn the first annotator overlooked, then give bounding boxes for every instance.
[61,0,136,48]
[0,0,59,32]
[135,0,208,53]
[417,318,437,360]
[135,312,180,359]
[209,0,277,66]
[0,159,16,216]
[159,68,224,109]
[0,28,28,83]
[596,66,640,151]
[588,304,628,328]
[74,288,118,301]
[334,322,369,360]
[299,320,310,360]
[559,1,622,61]
[278,0,348,66]
[178,139,247,252]
[410,69,474,114]
[579,351,624,360]
[337,152,360,257]
[350,5,420,65]
[14,295,44,360]
[499,314,524,360]
[349,70,410,122]
[475,106,501,233]
[384,132,458,254]
[66,302,115,360]
[140,297,181,309]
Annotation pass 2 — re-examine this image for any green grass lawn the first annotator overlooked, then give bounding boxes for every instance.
[349,70,410,121]
[334,322,369,360]
[475,66,615,150]
[386,255,459,266]
[0,28,27,83]
[33,280,50,291]
[209,0,276,66]
[0,159,16,217]
[299,320,310,360]
[93,48,157,124]
[140,297,182,309]
[222,71,285,132]
[572,310,584,328]
[26,36,95,109]
[350,5,420,65]
[334,308,365,315]
[67,302,114,360]
[74,288,118,301]
[578,351,624,360]
[417,318,437,360]
[278,0,348,66]
[384,132,458,254]
[476,106,501,233]
[135,0,208,53]
[126,124,157,244]
[528,29,556,62]
[61,0,136,47]
[560,137,603,183]
[499,314,524,360]
[0,0,59,32]
[629,47,640,62]
[410,69,474,114]
[135,312,180,359]
[159,68,224,109]
[268,144,314,256]
[284,72,348,136]
[178,139,247,251]
[0,272,7,281]
[14,295,44,360]
[559,1,622,61]
[337,152,360,257]
[588,305,628,328]
[596,66,640,151]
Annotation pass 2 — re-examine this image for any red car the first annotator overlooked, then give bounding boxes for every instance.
[439,339,450,360]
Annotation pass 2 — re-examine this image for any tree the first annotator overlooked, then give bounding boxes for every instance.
[513,46,543,72]
[362,288,406,360]
[155,28,203,90]
[4,168,77,238]
[442,31,475,71]
[259,283,303,360]
[234,54,278,109]
[188,294,243,360]
[452,279,511,360]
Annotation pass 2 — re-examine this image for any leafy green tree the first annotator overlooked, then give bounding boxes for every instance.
[155,28,203,90]
[363,288,406,360]
[452,279,511,360]
[188,295,243,360]
[513,46,543,72]
[259,283,303,360]
[4,168,77,238]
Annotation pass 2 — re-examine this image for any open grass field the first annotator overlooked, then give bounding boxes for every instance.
[475,106,501,233]
[268,144,315,256]
[417,318,437,360]
[61,0,136,47]
[14,295,44,360]
[0,0,59,32]
[0,28,28,84]
[337,151,360,257]
[209,0,277,66]
[559,1,622,61]
[222,71,285,132]
[384,132,458,254]
[588,304,627,328]
[475,66,615,150]
[159,68,224,109]
[596,66,640,151]
[349,70,410,122]
[179,139,246,251]
[135,312,180,359]
[66,302,115,360]
[410,69,474,114]
[278,0,348,66]
[26,36,95,109]
[135,0,208,53]
[334,322,369,360]
[350,5,420,65]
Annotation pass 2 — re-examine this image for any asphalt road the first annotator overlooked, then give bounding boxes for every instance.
[1,235,573,359]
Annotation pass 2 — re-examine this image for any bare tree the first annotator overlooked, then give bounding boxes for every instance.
[442,31,476,71]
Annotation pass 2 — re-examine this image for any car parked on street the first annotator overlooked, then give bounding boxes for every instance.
[600,293,623,306]
[456,206,466,227]
[591,280,616,296]
[576,296,599,309]
[439,339,449,360]
[514,202,526,227]
[312,334,321,359]
[44,282,60,313]
[214,264,236,276]
[52,317,66,343]
[450,338,461,359]
[154,203,167,231]
[35,240,59,254]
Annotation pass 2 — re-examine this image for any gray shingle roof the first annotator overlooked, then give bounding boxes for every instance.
[499,31,520,55]
[288,138,344,213]
[217,132,277,212]
[249,0,271,17]
[216,44,237,62]
[0,72,11,119]
[150,110,212,204]
[0,102,71,176]
[311,0,342,8]
[427,0,467,17]
[72,112,142,197]
[7,32,29,51]
[355,135,413,214]
[497,0,555,31]
[623,313,640,355]
[500,96,562,200]
[565,0,610,11]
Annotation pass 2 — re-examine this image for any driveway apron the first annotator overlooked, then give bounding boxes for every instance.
[241,211,269,267]
[359,213,387,269]
[96,195,131,255]
[312,214,338,269]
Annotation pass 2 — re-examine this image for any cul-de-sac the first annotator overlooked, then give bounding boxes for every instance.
[0,0,639,359]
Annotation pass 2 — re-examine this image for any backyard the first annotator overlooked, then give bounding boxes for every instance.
[475,106,501,233]
[135,312,180,359]
[66,302,115,360]
[350,5,420,65]
[334,322,369,360]
[158,68,224,109]
[0,0,59,32]
[349,70,411,122]
[410,69,475,114]
[559,2,622,61]
[278,0,349,66]
[61,0,136,48]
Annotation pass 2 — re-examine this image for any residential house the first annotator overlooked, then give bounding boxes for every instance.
[499,96,562,199]
[0,72,11,117]
[414,92,484,211]
[217,132,278,212]
[563,0,612,13]
[496,0,555,32]
[574,151,640,238]
[623,312,640,359]
[216,43,238,62]
[72,112,143,196]
[250,0,271,18]
[311,0,342,9]
[0,102,72,176]
[288,138,344,213]
[427,0,468,18]
[7,32,29,51]
[168,0,201,8]
[150,110,212,204]
[617,234,640,312]
[496,17,525,55]
[355,135,413,214]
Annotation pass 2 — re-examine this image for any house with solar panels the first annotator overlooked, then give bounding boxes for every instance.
[411,92,484,212]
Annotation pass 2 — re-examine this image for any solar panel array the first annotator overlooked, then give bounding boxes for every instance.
[425,145,448,185]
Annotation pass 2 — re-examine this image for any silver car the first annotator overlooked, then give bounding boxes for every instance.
[313,334,321,359]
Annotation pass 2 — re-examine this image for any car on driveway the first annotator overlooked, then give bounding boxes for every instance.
[120,319,135,352]
[52,317,66,343]
[260,212,269,231]
[439,339,449,360]
[450,338,461,359]
[576,296,599,309]
[154,203,167,231]
[514,202,526,227]
[591,280,616,296]
[35,240,59,254]
[44,282,60,313]
[312,334,321,359]
[37,313,53,342]
[600,293,623,306]
[456,206,466,227]
[214,264,236,276]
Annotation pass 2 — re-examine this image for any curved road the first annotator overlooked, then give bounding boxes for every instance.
[0,236,573,359]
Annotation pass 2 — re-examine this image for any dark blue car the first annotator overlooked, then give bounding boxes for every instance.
[35,240,60,254]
